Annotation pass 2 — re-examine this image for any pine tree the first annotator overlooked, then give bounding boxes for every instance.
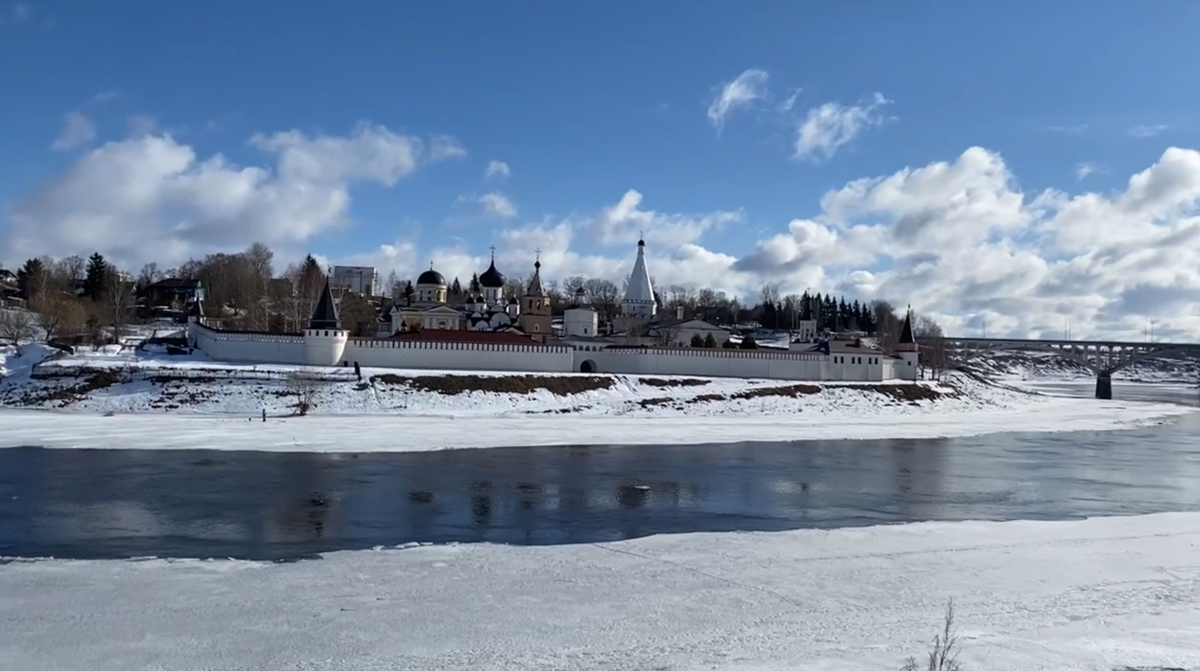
[84,253,109,300]
[704,333,717,348]
[469,273,481,294]
[450,277,463,299]
[16,258,46,302]
[690,333,704,347]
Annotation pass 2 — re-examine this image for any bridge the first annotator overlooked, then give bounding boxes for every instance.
[944,336,1200,399]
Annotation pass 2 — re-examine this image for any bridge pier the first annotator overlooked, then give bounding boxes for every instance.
[1095,371,1113,400]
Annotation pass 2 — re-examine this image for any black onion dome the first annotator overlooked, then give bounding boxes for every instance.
[416,269,446,286]
[479,260,505,288]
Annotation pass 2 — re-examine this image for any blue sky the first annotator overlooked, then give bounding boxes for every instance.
[3,1,1200,338]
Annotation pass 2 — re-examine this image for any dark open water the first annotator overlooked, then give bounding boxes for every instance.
[1,383,1197,561]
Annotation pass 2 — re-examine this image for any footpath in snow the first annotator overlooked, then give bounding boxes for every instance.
[0,343,1193,451]
[3,512,1200,670]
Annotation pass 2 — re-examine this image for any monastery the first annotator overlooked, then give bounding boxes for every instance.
[187,238,920,382]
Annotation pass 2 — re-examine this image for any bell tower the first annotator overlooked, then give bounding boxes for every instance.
[518,251,552,342]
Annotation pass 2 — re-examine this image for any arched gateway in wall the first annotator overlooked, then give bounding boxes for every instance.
[579,359,597,373]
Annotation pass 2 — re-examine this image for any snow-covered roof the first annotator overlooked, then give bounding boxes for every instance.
[623,239,656,308]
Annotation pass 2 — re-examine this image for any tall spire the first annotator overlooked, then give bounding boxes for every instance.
[308,277,341,331]
[897,306,916,347]
[622,235,656,317]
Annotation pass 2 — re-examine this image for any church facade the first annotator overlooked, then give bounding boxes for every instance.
[186,238,921,383]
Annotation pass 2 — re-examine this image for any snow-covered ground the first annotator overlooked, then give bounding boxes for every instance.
[4,512,1199,671]
[0,343,1191,451]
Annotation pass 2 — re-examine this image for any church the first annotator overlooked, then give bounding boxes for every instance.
[388,248,553,342]
[386,237,660,344]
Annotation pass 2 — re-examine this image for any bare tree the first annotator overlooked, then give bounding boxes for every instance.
[103,265,135,342]
[136,262,161,291]
[339,293,378,337]
[653,321,683,346]
[55,255,85,288]
[914,313,949,381]
[562,275,586,297]
[242,242,274,331]
[385,270,401,300]
[901,600,963,671]
[0,309,38,346]
[34,294,85,341]
[286,370,323,416]
[583,278,620,320]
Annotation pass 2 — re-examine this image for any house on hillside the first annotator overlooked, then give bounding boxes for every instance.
[146,278,205,308]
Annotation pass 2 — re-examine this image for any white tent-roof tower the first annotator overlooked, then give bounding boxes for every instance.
[622,237,657,319]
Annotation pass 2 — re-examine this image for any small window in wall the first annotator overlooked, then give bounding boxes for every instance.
[907,361,913,366]
[324,330,329,337]
[584,327,589,335]
[534,324,540,331]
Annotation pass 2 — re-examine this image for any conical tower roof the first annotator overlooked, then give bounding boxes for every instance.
[898,308,916,345]
[308,277,341,330]
[623,237,656,309]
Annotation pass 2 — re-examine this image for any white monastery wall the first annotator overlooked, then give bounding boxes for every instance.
[190,324,307,365]
[342,339,575,373]
[190,321,915,382]
[586,348,892,382]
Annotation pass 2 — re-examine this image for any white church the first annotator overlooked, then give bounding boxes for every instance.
[188,237,921,382]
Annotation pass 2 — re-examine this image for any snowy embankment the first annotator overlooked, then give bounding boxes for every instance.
[0,343,1191,451]
[4,512,1200,671]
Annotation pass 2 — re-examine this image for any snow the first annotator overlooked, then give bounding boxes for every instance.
[4,512,1200,670]
[0,346,1192,451]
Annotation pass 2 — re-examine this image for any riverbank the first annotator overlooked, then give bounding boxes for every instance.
[4,512,1199,670]
[0,344,1192,451]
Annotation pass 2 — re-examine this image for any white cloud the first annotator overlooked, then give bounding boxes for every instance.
[15,116,1200,339]
[51,111,96,151]
[429,134,467,161]
[431,147,1200,339]
[706,69,769,134]
[793,93,890,162]
[5,123,463,270]
[91,91,119,105]
[1075,162,1101,180]
[479,192,517,218]
[1128,124,1169,138]
[484,160,510,180]
[587,189,742,247]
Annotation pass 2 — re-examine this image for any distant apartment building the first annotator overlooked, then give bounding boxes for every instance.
[331,265,379,296]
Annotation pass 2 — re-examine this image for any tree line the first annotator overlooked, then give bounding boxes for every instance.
[1,242,949,378]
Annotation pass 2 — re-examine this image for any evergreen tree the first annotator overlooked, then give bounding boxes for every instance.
[739,335,759,350]
[84,253,109,300]
[403,280,415,305]
[704,333,717,348]
[690,333,704,347]
[800,290,813,320]
[16,258,46,302]
[450,277,463,299]
[722,338,737,349]
[469,273,481,294]
[299,254,323,284]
